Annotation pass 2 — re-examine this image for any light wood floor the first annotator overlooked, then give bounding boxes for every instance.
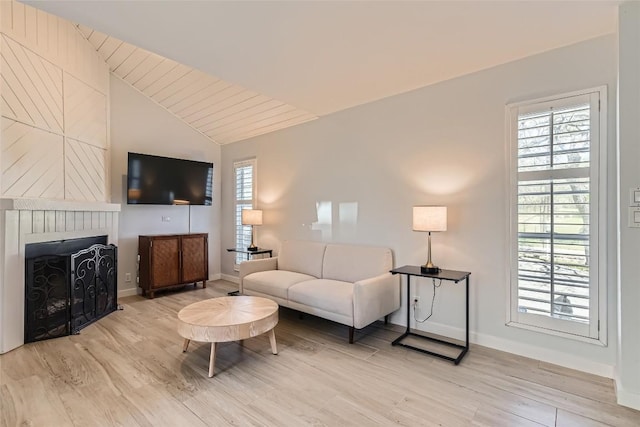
[1,280,639,427]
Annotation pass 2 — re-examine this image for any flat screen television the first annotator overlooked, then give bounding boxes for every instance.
[127,152,213,205]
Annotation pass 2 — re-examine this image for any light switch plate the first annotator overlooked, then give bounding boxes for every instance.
[630,187,640,206]
[629,207,640,228]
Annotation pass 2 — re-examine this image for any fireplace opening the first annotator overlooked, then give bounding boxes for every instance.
[24,236,118,343]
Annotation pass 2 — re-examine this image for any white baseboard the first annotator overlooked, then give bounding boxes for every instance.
[615,374,640,410]
[118,287,138,298]
[408,321,614,379]
[220,274,239,284]
[209,273,222,281]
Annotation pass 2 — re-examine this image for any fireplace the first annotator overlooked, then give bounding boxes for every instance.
[24,236,118,343]
[0,198,121,354]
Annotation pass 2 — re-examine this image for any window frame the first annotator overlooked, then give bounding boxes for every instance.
[505,86,607,345]
[233,158,257,267]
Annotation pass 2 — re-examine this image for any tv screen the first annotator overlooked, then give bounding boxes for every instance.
[127,152,213,205]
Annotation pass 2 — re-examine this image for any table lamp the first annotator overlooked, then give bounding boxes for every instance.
[242,209,263,251]
[413,206,447,274]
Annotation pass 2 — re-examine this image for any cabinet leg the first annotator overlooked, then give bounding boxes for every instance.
[149,291,154,299]
[202,280,207,289]
[182,339,190,352]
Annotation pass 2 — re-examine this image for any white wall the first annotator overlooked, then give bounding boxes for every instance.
[110,76,221,296]
[616,1,640,409]
[221,35,618,376]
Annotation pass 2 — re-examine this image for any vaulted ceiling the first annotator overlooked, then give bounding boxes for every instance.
[26,0,620,145]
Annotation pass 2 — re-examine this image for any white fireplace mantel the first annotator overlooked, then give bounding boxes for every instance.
[0,197,120,212]
[0,198,120,354]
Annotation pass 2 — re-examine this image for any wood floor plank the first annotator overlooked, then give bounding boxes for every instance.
[1,279,639,427]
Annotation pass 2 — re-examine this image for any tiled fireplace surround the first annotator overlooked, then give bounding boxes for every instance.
[0,198,120,354]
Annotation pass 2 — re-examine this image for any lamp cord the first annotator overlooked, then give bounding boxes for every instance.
[414,278,443,323]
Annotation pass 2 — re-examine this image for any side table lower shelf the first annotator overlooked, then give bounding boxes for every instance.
[392,330,468,365]
[390,265,471,365]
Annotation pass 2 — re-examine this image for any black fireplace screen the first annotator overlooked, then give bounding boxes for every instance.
[25,243,117,343]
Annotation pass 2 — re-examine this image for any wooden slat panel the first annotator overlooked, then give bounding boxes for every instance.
[105,42,136,71]
[122,52,164,85]
[64,138,106,202]
[87,31,108,50]
[63,73,107,147]
[188,95,271,129]
[44,210,55,232]
[216,114,317,144]
[0,1,12,33]
[174,83,244,118]
[65,211,75,231]
[83,211,91,230]
[0,118,64,199]
[200,99,283,133]
[1,35,64,132]
[161,75,218,109]
[184,90,258,126]
[141,64,191,98]
[24,3,37,47]
[91,211,100,229]
[131,58,178,91]
[208,103,296,134]
[32,210,44,234]
[74,211,83,230]
[150,69,208,103]
[36,9,48,51]
[71,23,320,145]
[55,210,65,232]
[47,13,58,60]
[112,47,147,75]
[11,1,25,41]
[97,37,121,61]
[76,24,93,39]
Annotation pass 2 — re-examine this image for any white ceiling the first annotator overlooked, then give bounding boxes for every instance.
[26,0,620,141]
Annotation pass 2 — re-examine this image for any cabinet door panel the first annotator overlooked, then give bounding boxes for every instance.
[151,237,180,287]
[181,235,207,283]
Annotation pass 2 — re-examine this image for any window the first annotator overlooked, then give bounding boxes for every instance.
[507,87,606,342]
[234,159,256,265]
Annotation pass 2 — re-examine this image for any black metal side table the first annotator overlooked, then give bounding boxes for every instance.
[226,248,273,260]
[226,248,273,295]
[390,265,471,365]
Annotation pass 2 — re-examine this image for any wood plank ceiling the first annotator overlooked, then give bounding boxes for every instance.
[76,25,318,145]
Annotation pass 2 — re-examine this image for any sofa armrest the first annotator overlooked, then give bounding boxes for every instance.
[353,272,401,329]
[239,257,278,293]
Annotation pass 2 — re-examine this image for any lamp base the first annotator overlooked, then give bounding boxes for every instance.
[247,246,258,252]
[421,265,440,274]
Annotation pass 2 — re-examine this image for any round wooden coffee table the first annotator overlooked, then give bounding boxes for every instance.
[177,296,278,377]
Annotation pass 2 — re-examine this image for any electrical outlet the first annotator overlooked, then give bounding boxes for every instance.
[125,273,132,282]
[413,296,420,308]
[162,216,171,222]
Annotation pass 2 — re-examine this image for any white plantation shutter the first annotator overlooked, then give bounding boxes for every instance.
[508,88,605,340]
[234,159,256,265]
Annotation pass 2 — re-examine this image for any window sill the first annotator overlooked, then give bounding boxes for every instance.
[506,320,607,347]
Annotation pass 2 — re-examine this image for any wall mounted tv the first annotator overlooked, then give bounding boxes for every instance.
[127,152,213,205]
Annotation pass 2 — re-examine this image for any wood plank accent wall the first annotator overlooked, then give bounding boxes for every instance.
[0,0,110,202]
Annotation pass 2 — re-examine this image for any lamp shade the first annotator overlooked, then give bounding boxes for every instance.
[241,209,263,226]
[413,206,447,232]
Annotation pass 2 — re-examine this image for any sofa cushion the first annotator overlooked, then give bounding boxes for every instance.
[243,270,316,300]
[322,244,393,283]
[288,279,354,317]
[278,240,326,278]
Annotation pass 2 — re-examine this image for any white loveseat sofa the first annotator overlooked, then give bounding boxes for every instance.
[239,240,400,343]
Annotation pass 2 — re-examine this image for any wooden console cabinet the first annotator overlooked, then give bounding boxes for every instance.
[138,233,208,298]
